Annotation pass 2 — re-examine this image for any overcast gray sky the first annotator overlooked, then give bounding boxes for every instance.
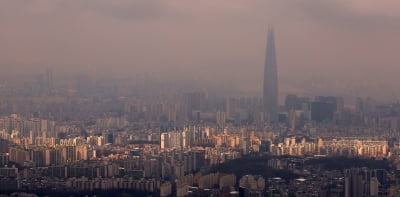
[1,0,400,98]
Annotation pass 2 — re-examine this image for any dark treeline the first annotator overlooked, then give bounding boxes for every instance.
[209,154,299,182]
[209,154,390,182]
[304,156,390,170]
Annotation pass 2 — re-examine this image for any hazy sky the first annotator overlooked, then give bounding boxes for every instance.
[1,0,400,97]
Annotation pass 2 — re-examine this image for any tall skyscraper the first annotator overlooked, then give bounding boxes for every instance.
[263,27,278,123]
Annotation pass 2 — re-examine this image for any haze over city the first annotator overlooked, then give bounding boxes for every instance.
[1,0,400,101]
[2,1,400,197]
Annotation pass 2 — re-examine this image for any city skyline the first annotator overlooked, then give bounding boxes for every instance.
[1,1,400,196]
[1,1,400,101]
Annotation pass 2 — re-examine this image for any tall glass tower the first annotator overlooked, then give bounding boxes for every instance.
[263,27,278,123]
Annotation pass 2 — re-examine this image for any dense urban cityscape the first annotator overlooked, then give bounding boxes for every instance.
[2,68,400,197]
[2,1,400,197]
[2,41,400,196]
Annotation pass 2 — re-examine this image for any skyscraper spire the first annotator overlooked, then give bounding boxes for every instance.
[263,26,279,123]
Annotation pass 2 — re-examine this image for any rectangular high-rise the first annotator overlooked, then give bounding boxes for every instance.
[263,27,278,123]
